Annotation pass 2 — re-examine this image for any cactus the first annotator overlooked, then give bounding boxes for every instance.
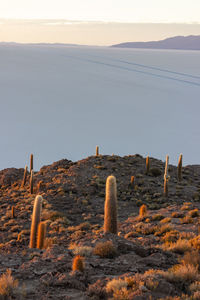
[37,180,43,193]
[96,146,99,156]
[11,206,15,218]
[177,154,183,181]
[72,255,85,272]
[104,175,118,234]
[146,155,150,174]
[29,195,43,248]
[164,174,168,197]
[139,204,147,218]
[37,221,46,249]
[130,176,135,188]
[164,155,169,197]
[22,165,28,187]
[30,153,33,172]
[30,170,33,194]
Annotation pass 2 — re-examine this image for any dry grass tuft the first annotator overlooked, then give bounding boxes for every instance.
[93,241,117,258]
[69,244,93,257]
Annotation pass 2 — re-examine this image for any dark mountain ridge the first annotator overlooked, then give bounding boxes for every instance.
[112,35,200,50]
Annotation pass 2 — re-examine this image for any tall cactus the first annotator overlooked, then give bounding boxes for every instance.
[29,195,43,248]
[30,153,33,172]
[22,165,28,187]
[177,153,183,182]
[164,155,169,197]
[104,175,118,234]
[30,170,33,194]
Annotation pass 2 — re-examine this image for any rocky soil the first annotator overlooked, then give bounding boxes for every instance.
[0,154,200,299]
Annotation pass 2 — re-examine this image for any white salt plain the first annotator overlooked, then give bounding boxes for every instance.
[0,44,200,170]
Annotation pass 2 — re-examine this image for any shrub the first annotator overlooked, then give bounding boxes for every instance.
[93,241,117,258]
[71,245,93,257]
[162,239,192,254]
[182,251,200,267]
[160,217,171,224]
[188,209,199,218]
[106,278,127,293]
[0,269,19,297]
[162,264,199,284]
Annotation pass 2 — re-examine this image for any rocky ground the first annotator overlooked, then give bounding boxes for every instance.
[0,154,200,299]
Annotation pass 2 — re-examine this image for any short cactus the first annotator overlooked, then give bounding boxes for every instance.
[130,176,135,188]
[146,155,150,174]
[37,222,46,249]
[72,255,85,272]
[29,195,43,248]
[96,146,99,156]
[177,154,183,181]
[104,175,118,234]
[139,204,147,218]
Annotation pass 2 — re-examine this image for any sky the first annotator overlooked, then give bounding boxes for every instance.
[0,0,200,45]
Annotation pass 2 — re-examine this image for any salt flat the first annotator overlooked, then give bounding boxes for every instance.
[0,44,200,170]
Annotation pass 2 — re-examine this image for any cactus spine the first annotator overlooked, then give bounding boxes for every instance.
[29,195,43,248]
[22,165,28,187]
[96,146,99,156]
[177,154,183,182]
[30,153,33,172]
[104,175,117,234]
[30,170,33,194]
[37,221,46,249]
[146,155,150,174]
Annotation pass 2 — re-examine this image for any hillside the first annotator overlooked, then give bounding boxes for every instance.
[112,35,200,50]
[0,154,200,299]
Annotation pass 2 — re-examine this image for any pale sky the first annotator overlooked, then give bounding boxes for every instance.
[0,0,200,22]
[0,0,200,45]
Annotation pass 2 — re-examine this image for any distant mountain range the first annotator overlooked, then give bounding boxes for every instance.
[112,35,200,50]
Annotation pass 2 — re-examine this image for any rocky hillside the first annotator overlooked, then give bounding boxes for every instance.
[0,154,200,299]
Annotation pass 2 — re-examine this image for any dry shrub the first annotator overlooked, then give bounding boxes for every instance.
[106,278,127,293]
[162,239,192,254]
[181,250,200,267]
[72,255,85,272]
[154,224,173,236]
[160,217,171,224]
[152,214,165,221]
[161,264,199,284]
[0,269,19,297]
[93,241,117,258]
[180,216,193,224]
[70,244,93,257]
[190,281,200,292]
[171,211,184,218]
[190,235,200,250]
[188,209,199,218]
[162,230,180,243]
